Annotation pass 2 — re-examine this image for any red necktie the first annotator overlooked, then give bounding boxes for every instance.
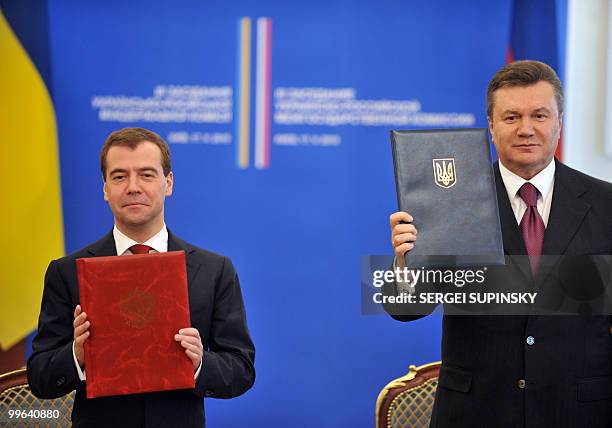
[518,183,545,276]
[129,244,152,255]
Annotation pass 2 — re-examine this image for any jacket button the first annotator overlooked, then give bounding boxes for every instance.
[526,336,535,346]
[56,376,66,386]
[517,379,526,389]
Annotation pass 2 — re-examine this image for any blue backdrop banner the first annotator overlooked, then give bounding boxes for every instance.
[45,1,517,426]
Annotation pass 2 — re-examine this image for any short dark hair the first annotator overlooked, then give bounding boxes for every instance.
[486,60,563,119]
[100,127,171,180]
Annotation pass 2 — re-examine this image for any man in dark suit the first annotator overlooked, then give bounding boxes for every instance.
[27,127,255,427]
[388,61,612,427]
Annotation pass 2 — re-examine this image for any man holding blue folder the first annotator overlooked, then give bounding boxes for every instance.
[388,61,612,427]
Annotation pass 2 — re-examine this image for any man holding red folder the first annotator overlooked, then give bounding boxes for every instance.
[27,127,255,427]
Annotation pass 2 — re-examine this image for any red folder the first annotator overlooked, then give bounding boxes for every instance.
[76,251,195,399]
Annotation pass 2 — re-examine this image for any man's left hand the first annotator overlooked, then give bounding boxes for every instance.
[175,328,203,370]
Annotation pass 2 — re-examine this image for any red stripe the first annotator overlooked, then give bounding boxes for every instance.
[555,135,563,160]
[506,46,514,64]
[263,19,272,167]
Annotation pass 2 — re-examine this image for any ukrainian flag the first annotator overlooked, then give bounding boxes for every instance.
[0,1,64,350]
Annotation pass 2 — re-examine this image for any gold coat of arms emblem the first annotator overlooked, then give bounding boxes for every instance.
[432,158,456,188]
[119,288,155,329]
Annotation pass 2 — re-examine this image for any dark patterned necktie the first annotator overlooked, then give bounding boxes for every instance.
[129,244,152,255]
[518,183,545,276]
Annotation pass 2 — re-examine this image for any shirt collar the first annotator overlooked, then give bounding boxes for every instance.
[113,223,169,255]
[499,159,555,202]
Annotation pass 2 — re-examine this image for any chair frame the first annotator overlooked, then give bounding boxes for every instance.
[375,361,441,428]
[0,367,28,395]
[1,366,75,427]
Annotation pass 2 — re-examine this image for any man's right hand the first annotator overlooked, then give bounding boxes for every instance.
[73,305,90,368]
[390,212,418,264]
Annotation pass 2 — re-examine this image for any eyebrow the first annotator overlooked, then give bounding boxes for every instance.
[501,107,552,116]
[108,167,158,176]
[109,168,128,176]
[137,167,158,174]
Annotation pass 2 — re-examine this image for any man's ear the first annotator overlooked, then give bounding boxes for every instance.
[165,171,174,197]
[103,181,109,202]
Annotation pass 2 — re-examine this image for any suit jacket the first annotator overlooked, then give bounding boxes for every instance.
[27,230,255,428]
[386,160,612,428]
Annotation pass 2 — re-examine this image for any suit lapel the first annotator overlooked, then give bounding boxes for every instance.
[87,229,201,289]
[541,160,590,254]
[494,162,533,283]
[168,230,201,291]
[86,230,118,257]
[537,160,591,283]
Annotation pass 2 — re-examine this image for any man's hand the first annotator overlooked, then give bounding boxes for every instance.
[175,328,203,370]
[390,211,418,267]
[73,305,90,368]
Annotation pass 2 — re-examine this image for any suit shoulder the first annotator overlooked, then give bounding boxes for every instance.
[189,244,229,265]
[171,235,233,266]
[51,236,108,269]
[560,162,612,196]
[50,229,119,276]
[185,244,240,282]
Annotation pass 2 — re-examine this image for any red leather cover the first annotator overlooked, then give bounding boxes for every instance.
[76,251,195,399]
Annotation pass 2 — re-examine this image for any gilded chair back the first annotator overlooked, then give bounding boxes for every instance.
[0,367,74,427]
[376,361,441,428]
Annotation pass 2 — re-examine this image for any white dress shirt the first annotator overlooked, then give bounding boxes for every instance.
[113,223,168,256]
[73,223,202,381]
[498,159,555,227]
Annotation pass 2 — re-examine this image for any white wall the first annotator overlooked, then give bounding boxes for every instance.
[564,0,612,181]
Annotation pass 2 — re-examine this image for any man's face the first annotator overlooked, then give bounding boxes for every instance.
[103,141,173,232]
[488,81,562,179]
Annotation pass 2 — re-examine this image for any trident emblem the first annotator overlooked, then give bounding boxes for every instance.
[432,158,456,188]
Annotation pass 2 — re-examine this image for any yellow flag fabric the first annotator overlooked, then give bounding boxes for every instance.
[0,9,64,349]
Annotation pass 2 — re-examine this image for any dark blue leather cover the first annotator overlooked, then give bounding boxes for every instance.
[391,128,504,267]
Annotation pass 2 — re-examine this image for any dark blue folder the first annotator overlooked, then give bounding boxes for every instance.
[391,128,505,267]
